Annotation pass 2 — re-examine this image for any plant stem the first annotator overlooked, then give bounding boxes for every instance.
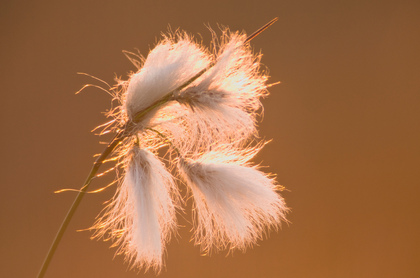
[37,132,124,278]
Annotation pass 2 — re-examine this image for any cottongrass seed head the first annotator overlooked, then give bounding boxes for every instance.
[178,145,288,253]
[92,146,180,272]
[90,18,288,273]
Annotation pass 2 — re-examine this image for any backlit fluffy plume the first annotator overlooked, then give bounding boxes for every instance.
[123,33,210,121]
[178,146,288,252]
[92,146,179,272]
[174,32,268,145]
[113,30,269,151]
[86,19,287,273]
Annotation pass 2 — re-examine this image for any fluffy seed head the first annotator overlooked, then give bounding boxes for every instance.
[124,33,211,121]
[89,20,285,273]
[92,146,179,272]
[178,146,288,253]
[139,31,270,154]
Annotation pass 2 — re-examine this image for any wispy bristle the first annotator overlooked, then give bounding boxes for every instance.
[142,32,269,154]
[178,147,288,253]
[88,20,284,273]
[92,146,179,272]
[124,33,211,121]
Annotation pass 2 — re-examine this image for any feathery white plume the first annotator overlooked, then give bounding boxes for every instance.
[39,19,287,278]
[92,146,179,272]
[124,33,211,121]
[173,32,268,145]
[178,146,288,253]
[83,19,285,274]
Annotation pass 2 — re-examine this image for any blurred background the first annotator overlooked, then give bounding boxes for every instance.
[1,0,419,277]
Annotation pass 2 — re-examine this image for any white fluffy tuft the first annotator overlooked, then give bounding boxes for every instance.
[178,148,288,253]
[124,33,211,120]
[173,32,268,146]
[91,24,286,271]
[92,146,179,272]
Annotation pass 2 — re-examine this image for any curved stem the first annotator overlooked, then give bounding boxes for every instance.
[37,132,124,278]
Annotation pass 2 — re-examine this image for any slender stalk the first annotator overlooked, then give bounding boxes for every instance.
[37,18,277,278]
[244,17,278,43]
[37,132,124,278]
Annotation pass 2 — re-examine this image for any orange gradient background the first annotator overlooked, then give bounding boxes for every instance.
[1,1,419,277]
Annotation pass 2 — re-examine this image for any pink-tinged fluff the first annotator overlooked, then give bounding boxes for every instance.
[183,32,267,111]
[114,30,269,153]
[178,149,288,253]
[92,146,179,272]
[174,32,268,145]
[124,34,211,120]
